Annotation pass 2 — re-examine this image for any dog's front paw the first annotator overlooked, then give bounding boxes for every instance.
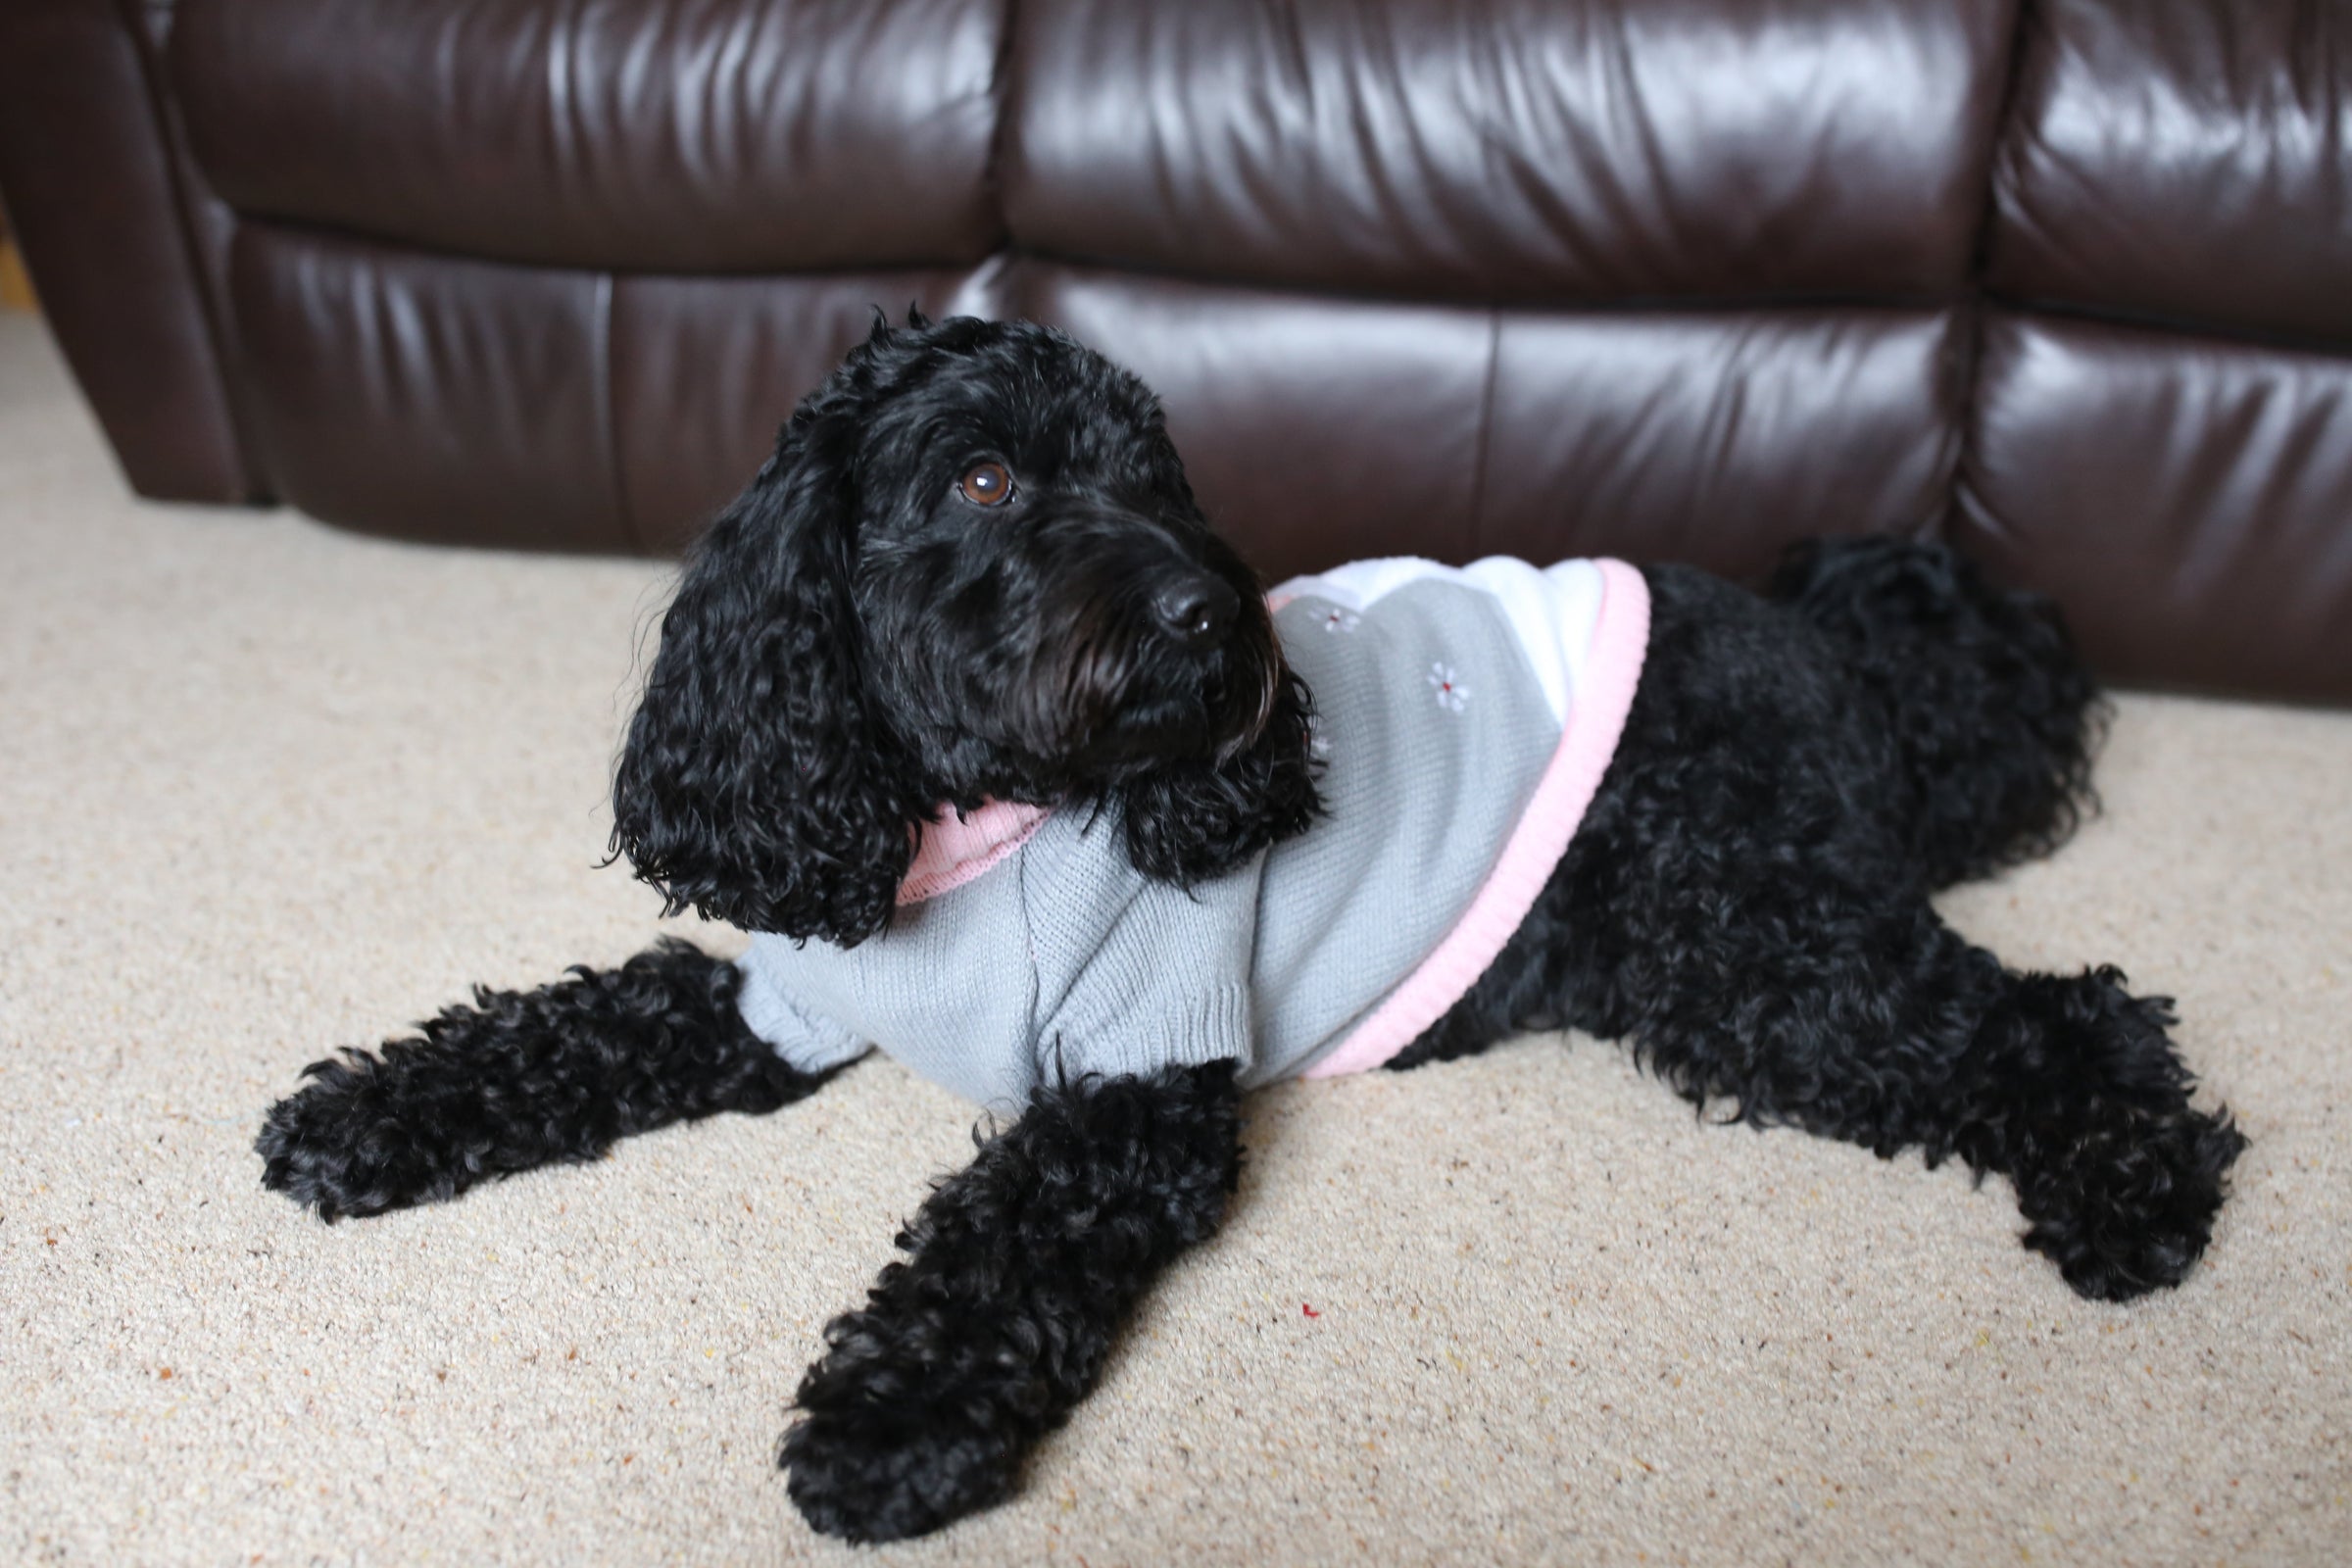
[2014,1107,2248,1301]
[779,1400,1021,1543]
[256,1050,475,1221]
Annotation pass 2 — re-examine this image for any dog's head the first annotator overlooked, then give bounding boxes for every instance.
[612,313,1319,946]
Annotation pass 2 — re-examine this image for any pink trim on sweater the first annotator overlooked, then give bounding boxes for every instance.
[1303,559,1651,1078]
[898,800,1051,906]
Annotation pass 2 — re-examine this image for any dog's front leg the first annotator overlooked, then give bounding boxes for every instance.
[781,1059,1243,1542]
[257,940,832,1220]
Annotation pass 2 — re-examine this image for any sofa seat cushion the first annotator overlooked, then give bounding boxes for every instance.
[170,0,1006,273]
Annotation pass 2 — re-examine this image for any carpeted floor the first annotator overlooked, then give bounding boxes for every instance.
[2,313,2346,1566]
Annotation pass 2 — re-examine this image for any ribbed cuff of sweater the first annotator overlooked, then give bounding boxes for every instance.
[734,954,869,1075]
[1041,981,1253,1089]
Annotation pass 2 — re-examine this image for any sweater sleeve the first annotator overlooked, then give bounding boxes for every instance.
[1031,860,1260,1089]
[733,938,874,1077]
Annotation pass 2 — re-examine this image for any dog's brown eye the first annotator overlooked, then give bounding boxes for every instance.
[957,462,1014,507]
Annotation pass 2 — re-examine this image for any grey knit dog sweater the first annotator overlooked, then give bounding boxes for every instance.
[734,556,1651,1112]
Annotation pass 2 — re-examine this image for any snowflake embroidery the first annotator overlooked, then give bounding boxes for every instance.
[1320,608,1360,634]
[1429,662,1471,712]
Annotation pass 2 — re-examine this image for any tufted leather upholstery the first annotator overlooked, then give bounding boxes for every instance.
[1001,0,2012,303]
[173,0,1007,276]
[1,0,2345,700]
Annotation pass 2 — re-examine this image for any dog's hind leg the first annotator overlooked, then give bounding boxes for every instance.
[1579,885,2244,1299]
[1940,961,2248,1300]
[256,938,830,1220]
[1500,561,2240,1298]
[1768,536,2107,889]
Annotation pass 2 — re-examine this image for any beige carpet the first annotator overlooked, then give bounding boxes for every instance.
[2,313,2347,1567]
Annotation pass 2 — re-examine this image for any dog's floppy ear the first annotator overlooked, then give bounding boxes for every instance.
[611,399,914,947]
[1119,660,1321,886]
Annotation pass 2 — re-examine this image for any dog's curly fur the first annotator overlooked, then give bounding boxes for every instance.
[1392,556,2242,1302]
[258,314,2245,1542]
[779,1060,1241,1540]
[257,941,830,1220]
[608,314,1316,945]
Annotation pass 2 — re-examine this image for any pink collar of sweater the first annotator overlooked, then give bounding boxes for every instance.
[899,800,1052,906]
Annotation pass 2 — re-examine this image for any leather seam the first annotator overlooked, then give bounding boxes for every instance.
[1949,0,2041,547]
[111,0,270,500]
[963,240,1961,316]
[1464,310,1501,559]
[189,201,995,279]
[1983,289,2352,362]
[979,0,1022,256]
[186,209,1959,321]
[593,270,641,553]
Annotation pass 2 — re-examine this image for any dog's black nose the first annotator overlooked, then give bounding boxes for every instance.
[1152,576,1239,644]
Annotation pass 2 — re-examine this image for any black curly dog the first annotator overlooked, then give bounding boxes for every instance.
[258,314,2245,1542]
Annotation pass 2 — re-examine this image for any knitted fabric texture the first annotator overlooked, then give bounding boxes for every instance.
[734,557,1650,1112]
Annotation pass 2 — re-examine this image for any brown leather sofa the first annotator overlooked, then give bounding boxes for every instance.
[3,0,2347,702]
